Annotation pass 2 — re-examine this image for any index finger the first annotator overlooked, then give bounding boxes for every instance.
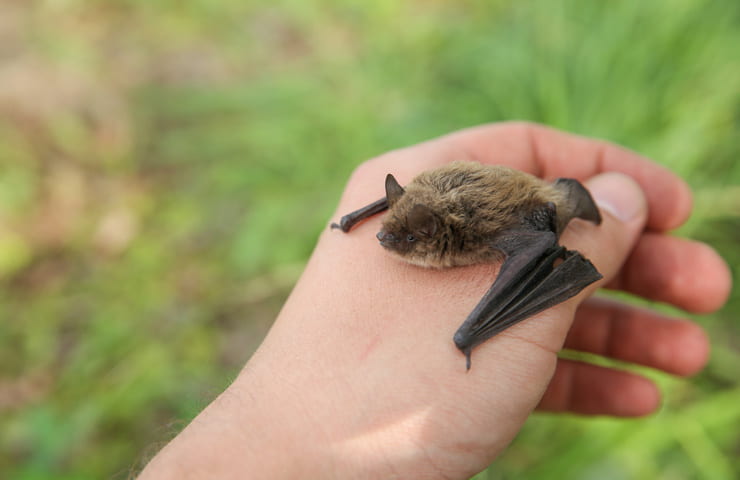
[440,122,692,231]
[351,122,691,231]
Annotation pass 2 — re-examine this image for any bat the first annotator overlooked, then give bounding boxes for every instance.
[331,161,603,370]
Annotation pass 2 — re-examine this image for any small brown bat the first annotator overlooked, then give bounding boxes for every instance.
[331,161,602,369]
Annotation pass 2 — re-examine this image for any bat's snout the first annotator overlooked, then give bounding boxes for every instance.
[376,230,399,248]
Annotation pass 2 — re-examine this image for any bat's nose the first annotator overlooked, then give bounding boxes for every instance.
[376,231,397,243]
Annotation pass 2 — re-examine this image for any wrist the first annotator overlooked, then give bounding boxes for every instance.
[138,368,341,479]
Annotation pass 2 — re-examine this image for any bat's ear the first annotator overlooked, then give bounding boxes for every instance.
[407,204,439,238]
[385,174,405,207]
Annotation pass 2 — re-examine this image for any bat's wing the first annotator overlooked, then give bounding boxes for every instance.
[330,197,388,232]
[453,230,601,370]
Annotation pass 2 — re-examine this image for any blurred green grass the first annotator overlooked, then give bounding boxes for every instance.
[0,0,738,478]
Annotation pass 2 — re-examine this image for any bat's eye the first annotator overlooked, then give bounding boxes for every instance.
[406,234,416,243]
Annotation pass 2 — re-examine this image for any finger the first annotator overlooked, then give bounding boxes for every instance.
[537,359,660,416]
[607,233,732,313]
[558,172,648,298]
[341,122,691,232]
[443,122,692,231]
[566,298,709,376]
[506,172,648,347]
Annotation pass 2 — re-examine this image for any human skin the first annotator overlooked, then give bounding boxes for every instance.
[139,122,731,479]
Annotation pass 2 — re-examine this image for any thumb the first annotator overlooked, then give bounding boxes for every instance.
[562,172,649,289]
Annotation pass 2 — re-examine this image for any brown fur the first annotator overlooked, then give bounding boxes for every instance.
[378,162,568,268]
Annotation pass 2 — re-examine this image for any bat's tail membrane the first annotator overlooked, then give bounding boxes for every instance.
[553,178,602,233]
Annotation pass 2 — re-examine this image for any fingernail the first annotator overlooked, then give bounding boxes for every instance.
[587,173,646,223]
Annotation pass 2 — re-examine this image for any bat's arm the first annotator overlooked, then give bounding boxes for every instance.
[453,230,601,369]
[330,197,388,233]
[453,231,556,366]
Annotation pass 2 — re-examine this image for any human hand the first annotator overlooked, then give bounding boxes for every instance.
[139,123,731,480]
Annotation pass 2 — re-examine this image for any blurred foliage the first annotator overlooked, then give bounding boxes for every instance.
[0,0,738,478]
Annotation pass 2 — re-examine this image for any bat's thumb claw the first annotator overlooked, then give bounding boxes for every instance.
[465,350,472,371]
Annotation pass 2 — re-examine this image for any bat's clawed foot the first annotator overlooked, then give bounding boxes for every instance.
[330,218,351,232]
[328,197,391,234]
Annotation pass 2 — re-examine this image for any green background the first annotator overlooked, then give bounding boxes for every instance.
[0,1,738,478]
